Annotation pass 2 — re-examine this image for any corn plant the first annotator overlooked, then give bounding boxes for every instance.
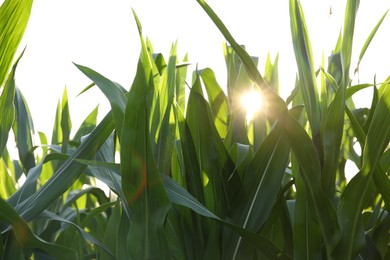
[1,0,389,259]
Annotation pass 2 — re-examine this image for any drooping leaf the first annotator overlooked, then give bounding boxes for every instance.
[0,197,77,259]
[354,9,388,75]
[162,174,292,259]
[74,63,127,138]
[38,210,115,258]
[13,112,115,222]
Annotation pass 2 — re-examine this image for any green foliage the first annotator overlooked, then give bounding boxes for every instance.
[1,0,389,259]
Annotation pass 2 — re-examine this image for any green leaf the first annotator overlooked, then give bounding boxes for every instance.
[0,148,17,198]
[0,197,77,259]
[100,201,121,259]
[195,0,288,122]
[264,52,280,94]
[174,105,206,210]
[186,74,238,216]
[0,51,23,157]
[199,68,229,138]
[175,54,189,113]
[12,87,36,173]
[195,1,340,255]
[38,210,116,258]
[162,175,292,259]
[289,0,320,137]
[355,9,388,74]
[7,153,68,207]
[74,63,127,138]
[321,72,345,198]
[121,59,171,259]
[60,87,72,154]
[0,0,32,87]
[51,99,63,146]
[334,83,390,259]
[340,0,359,87]
[155,43,178,174]
[13,112,115,222]
[72,105,99,143]
[281,112,340,255]
[224,123,290,259]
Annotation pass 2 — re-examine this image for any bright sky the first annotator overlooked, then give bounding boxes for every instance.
[13,0,390,137]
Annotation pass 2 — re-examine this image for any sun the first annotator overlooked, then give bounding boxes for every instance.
[240,89,262,121]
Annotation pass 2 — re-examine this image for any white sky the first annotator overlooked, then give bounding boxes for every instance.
[12,0,390,137]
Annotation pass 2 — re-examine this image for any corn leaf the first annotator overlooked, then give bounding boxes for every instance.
[289,0,320,137]
[355,9,388,74]
[195,0,288,122]
[321,72,345,198]
[0,197,77,259]
[100,201,121,259]
[38,210,116,258]
[155,44,177,174]
[121,59,171,258]
[334,83,390,259]
[7,153,68,207]
[224,123,290,259]
[12,88,36,173]
[162,174,292,259]
[0,149,17,198]
[186,74,238,216]
[293,176,322,259]
[72,105,99,143]
[0,51,24,157]
[0,0,32,87]
[60,88,72,154]
[340,0,359,87]
[199,68,229,139]
[281,113,340,254]
[74,63,127,138]
[196,0,340,253]
[175,54,189,113]
[13,112,115,221]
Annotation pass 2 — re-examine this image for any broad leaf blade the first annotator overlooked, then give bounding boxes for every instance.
[74,63,127,138]
[289,0,320,137]
[199,68,229,139]
[334,83,390,259]
[321,72,345,198]
[0,198,77,259]
[225,124,290,259]
[121,60,171,259]
[0,0,32,87]
[13,112,115,221]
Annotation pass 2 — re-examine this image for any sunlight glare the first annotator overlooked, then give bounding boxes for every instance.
[240,90,262,121]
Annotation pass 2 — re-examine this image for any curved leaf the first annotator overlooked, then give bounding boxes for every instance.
[0,197,76,259]
[0,0,32,87]
[0,51,24,157]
